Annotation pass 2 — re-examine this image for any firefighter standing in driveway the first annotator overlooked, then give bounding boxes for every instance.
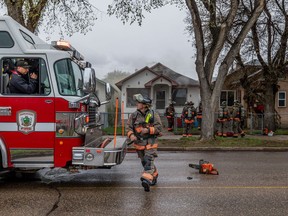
[196,101,203,130]
[181,101,197,137]
[165,101,176,132]
[216,101,231,137]
[126,94,163,192]
[231,100,245,138]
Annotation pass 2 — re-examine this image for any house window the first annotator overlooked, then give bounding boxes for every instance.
[220,91,235,106]
[278,91,286,107]
[172,88,187,106]
[126,88,150,107]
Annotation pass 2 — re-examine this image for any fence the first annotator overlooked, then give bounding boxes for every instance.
[99,112,288,135]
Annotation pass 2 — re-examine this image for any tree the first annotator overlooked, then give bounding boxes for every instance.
[103,70,131,86]
[0,0,99,35]
[108,0,265,140]
[236,0,288,131]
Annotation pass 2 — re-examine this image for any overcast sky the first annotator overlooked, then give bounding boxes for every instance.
[0,2,197,80]
[39,2,198,80]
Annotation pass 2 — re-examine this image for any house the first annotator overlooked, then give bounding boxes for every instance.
[115,63,200,118]
[222,65,262,108]
[223,65,288,128]
[275,78,288,127]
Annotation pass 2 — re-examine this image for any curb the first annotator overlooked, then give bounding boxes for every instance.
[128,147,288,152]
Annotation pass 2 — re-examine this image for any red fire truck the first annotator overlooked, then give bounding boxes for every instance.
[0,16,127,175]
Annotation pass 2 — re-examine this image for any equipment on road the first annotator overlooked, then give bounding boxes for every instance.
[189,159,219,175]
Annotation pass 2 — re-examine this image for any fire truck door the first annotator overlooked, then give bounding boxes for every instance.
[0,58,55,168]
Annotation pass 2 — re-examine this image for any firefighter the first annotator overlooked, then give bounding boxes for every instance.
[126,94,163,192]
[231,100,245,137]
[165,101,176,132]
[196,101,203,130]
[8,60,38,94]
[181,101,197,137]
[3,59,15,77]
[216,101,231,137]
[231,100,244,138]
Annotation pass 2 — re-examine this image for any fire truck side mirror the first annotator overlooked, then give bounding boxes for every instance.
[83,68,96,93]
[105,83,112,100]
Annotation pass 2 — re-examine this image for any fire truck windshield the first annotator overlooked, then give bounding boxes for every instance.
[54,59,84,96]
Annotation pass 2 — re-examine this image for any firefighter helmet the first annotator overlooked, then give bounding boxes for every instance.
[133,94,152,105]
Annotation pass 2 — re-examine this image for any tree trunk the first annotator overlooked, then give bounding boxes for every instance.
[4,0,25,27]
[4,0,48,33]
[263,83,276,131]
[200,94,216,140]
[197,67,218,141]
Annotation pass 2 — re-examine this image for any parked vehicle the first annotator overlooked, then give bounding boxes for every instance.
[0,16,127,175]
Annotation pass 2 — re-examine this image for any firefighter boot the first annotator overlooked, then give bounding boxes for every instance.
[151,170,159,186]
[141,179,150,192]
[140,173,153,192]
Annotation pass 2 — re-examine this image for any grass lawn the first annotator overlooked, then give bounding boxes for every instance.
[158,136,288,148]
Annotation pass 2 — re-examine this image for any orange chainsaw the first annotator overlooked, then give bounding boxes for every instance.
[189,159,219,175]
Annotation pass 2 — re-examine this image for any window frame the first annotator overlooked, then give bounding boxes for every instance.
[1,57,51,95]
[172,88,187,106]
[0,31,14,48]
[126,88,150,107]
[220,90,236,106]
[54,58,84,97]
[278,91,286,107]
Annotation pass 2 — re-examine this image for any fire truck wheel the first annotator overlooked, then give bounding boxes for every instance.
[16,171,39,180]
[0,154,3,171]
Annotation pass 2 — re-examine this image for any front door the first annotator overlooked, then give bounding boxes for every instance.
[156,90,165,109]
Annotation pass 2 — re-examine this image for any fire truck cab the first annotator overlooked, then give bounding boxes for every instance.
[0,16,127,174]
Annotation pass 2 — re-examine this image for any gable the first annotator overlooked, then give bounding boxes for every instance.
[115,66,157,89]
[150,62,199,86]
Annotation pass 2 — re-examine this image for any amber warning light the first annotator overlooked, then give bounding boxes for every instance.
[51,40,84,61]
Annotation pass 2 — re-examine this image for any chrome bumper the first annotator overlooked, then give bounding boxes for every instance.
[72,136,127,167]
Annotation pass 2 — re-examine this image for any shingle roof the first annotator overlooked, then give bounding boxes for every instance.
[150,63,199,86]
[115,62,199,89]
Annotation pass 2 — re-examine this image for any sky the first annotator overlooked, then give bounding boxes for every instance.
[3,2,198,80]
[40,2,198,80]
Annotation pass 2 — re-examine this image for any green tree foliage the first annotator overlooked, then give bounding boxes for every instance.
[0,0,100,36]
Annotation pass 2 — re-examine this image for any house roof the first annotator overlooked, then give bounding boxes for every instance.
[223,65,262,89]
[144,74,179,87]
[150,63,199,86]
[115,66,157,89]
[115,62,199,89]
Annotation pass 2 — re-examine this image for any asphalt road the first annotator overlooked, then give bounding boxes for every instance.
[0,151,288,216]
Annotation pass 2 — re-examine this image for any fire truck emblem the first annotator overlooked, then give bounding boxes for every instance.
[17,110,36,134]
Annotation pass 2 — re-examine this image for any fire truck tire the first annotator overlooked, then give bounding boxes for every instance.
[0,154,3,170]
[19,171,40,180]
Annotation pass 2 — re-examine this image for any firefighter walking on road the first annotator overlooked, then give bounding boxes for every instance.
[181,101,197,137]
[126,94,163,192]
[165,101,176,132]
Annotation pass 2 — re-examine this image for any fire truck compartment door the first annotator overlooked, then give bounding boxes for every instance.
[72,137,127,167]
